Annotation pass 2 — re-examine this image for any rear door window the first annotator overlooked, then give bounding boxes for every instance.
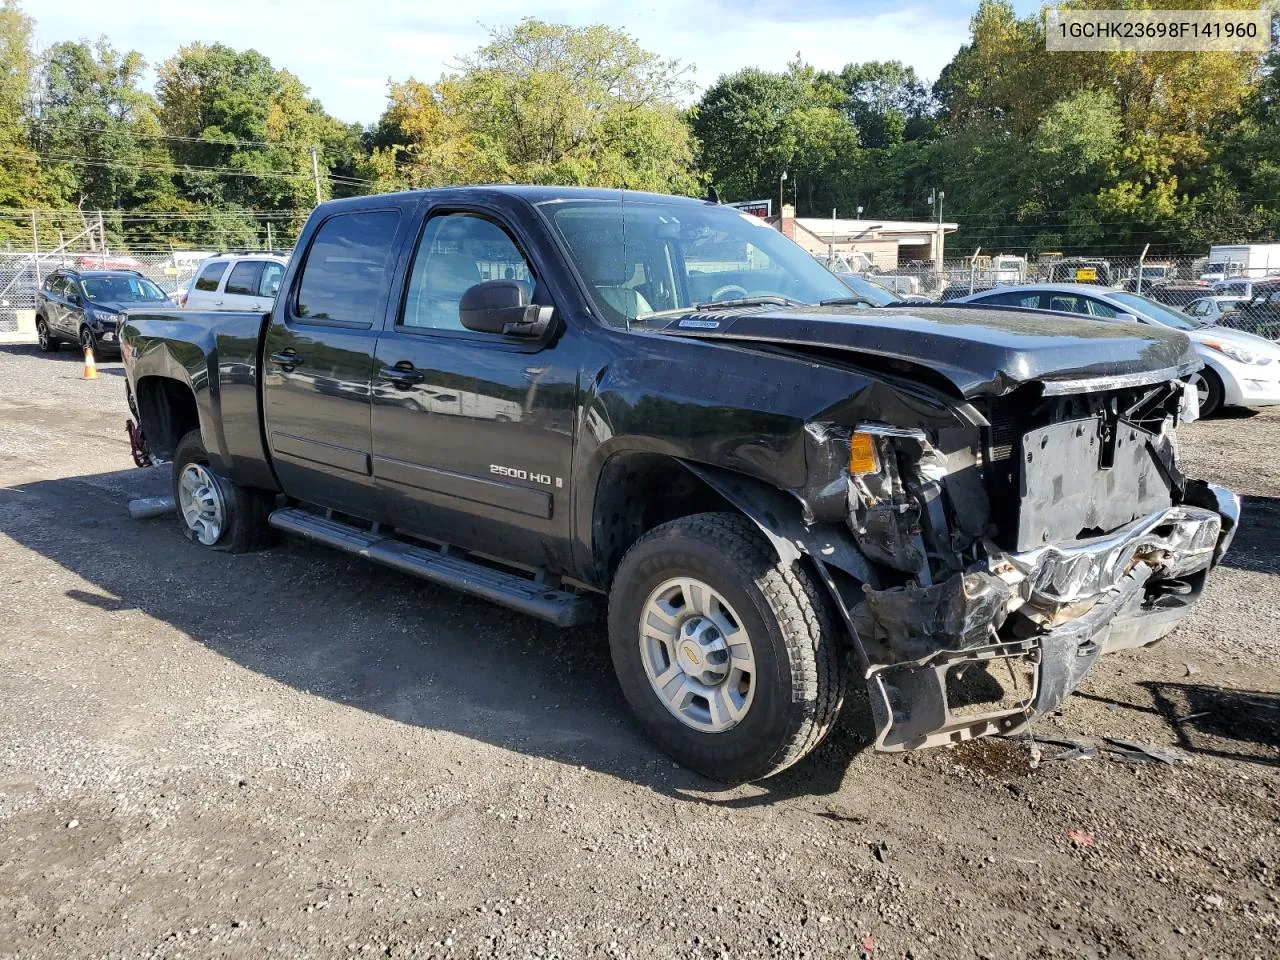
[259,262,284,297]
[225,261,265,296]
[294,211,402,326]
[194,262,228,292]
[1084,298,1119,319]
[978,291,1041,308]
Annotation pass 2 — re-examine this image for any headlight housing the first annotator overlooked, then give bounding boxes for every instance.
[1204,340,1273,365]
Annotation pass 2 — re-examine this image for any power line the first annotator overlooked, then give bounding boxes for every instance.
[29,118,323,151]
[5,148,374,186]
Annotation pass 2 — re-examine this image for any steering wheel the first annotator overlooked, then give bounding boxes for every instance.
[710,284,749,302]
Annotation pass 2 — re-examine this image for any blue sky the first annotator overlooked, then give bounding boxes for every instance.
[30,1,1045,125]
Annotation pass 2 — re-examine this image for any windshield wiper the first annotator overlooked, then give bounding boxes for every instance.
[819,296,887,308]
[694,296,807,311]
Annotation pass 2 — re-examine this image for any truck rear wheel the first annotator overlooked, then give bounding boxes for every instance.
[608,512,845,782]
[172,429,275,553]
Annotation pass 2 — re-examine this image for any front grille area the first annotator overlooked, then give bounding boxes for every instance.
[979,382,1185,551]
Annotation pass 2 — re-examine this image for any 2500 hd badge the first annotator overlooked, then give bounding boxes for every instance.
[120,185,1240,784]
[491,463,562,488]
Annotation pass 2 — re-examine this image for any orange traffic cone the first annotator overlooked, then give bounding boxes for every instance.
[82,345,98,380]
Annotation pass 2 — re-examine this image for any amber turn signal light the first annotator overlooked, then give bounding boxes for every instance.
[849,432,881,475]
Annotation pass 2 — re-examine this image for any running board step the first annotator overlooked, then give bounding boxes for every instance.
[268,507,595,627]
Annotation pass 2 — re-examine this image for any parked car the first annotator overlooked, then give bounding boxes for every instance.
[953,283,1280,417]
[1147,284,1212,309]
[1212,278,1264,299]
[184,254,288,311]
[1216,280,1280,342]
[35,269,173,357]
[1044,257,1115,286]
[830,271,907,306]
[1183,296,1246,324]
[120,188,1238,782]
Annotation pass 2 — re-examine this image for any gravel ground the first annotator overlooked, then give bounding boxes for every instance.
[1,343,1277,960]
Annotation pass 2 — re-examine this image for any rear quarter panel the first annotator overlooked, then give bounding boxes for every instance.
[121,308,277,490]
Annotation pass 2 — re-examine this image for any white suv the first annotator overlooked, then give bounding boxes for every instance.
[184,254,288,311]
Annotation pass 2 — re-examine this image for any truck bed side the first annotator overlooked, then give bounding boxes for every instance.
[121,308,278,491]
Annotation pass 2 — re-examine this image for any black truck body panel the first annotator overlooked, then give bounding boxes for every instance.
[120,185,1239,756]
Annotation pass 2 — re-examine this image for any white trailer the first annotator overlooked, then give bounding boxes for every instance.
[1201,244,1280,282]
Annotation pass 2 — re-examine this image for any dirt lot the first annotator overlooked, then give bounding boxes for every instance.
[1,343,1277,960]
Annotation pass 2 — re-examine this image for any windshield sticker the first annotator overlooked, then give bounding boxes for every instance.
[678,319,721,329]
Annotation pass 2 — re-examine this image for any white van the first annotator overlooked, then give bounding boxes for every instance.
[184,254,288,311]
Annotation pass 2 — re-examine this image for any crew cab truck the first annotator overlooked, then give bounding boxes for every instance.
[120,187,1240,782]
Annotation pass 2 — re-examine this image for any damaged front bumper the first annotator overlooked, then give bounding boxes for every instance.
[863,486,1240,751]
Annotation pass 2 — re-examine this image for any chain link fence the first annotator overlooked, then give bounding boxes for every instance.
[4,242,1279,338]
[859,253,1279,307]
[0,248,285,334]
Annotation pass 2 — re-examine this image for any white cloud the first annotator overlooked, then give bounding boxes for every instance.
[30,0,972,124]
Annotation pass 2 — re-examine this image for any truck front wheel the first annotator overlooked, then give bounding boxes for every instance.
[172,429,274,553]
[608,513,846,782]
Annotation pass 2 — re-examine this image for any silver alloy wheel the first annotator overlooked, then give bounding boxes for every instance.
[638,577,756,733]
[178,462,226,546]
[37,321,48,350]
[1191,372,1210,405]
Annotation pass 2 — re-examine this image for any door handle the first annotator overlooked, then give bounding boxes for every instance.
[214,300,223,306]
[269,350,304,369]
[379,362,425,388]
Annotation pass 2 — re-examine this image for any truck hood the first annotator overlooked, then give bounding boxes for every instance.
[645,304,1199,398]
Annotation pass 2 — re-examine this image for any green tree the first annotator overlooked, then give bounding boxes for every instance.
[0,1,53,241]
[31,39,177,246]
[370,20,700,193]
[156,43,352,242]
[692,62,859,215]
[834,61,934,149]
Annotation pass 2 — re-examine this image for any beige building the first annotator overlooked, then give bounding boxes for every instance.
[769,204,959,271]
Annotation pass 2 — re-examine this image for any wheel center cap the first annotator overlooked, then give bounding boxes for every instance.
[677,616,730,686]
[677,639,703,669]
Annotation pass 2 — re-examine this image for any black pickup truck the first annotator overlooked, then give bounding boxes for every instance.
[121,186,1239,782]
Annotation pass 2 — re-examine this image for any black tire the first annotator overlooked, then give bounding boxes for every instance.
[607,512,846,783]
[35,316,59,352]
[172,429,275,553]
[1194,368,1224,418]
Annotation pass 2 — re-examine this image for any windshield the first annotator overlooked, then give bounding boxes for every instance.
[539,197,851,324]
[1110,291,1198,330]
[81,276,168,303]
[834,272,901,306]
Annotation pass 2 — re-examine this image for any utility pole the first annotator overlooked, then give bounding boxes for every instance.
[928,188,945,293]
[31,211,40,288]
[829,207,836,267]
[777,171,787,230]
[309,147,322,205]
[266,221,274,251]
[98,210,107,266]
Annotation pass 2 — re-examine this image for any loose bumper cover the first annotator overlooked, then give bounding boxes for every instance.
[863,483,1240,751]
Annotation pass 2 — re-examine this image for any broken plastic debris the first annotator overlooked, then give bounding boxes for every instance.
[1066,829,1095,848]
[1048,744,1097,763]
[1103,738,1193,765]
